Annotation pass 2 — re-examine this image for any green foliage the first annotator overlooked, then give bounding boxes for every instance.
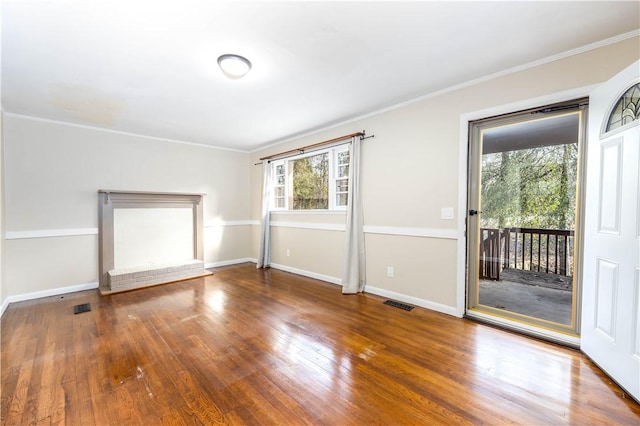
[481,143,577,230]
[291,153,329,209]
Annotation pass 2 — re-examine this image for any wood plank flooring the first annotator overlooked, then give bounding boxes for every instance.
[2,263,639,425]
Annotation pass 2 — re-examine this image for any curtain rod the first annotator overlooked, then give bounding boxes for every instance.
[255,131,373,165]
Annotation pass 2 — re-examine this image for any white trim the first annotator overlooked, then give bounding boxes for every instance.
[269,221,459,240]
[6,228,99,240]
[270,221,345,232]
[6,222,258,240]
[4,113,246,153]
[466,310,580,347]
[365,285,460,318]
[1,281,99,318]
[460,85,598,124]
[271,210,346,216]
[251,30,638,154]
[0,297,10,318]
[270,263,342,286]
[364,226,457,240]
[205,258,256,268]
[457,84,597,318]
[204,220,258,227]
[457,107,471,317]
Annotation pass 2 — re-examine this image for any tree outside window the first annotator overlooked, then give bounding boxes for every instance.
[271,145,349,211]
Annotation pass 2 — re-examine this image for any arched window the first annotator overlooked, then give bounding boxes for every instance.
[605,83,640,132]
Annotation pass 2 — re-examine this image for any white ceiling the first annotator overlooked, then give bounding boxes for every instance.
[2,1,639,152]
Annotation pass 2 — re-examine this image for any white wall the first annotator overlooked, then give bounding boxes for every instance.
[250,36,640,316]
[3,116,252,298]
[1,111,6,314]
[113,207,195,269]
[1,9,6,313]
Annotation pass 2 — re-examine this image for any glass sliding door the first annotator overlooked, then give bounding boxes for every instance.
[467,103,586,339]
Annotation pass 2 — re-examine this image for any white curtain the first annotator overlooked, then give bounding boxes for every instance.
[341,136,366,294]
[257,160,272,268]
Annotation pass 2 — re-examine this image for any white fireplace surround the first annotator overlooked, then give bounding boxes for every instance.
[98,190,210,294]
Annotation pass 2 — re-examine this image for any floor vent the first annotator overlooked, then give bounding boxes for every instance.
[383,300,414,311]
[73,303,91,314]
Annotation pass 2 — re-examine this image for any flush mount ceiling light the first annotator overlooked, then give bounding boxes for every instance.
[217,54,252,79]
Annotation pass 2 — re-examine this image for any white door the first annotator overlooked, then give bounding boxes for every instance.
[581,60,640,401]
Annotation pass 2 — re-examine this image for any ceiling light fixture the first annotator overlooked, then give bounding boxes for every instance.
[217,54,252,79]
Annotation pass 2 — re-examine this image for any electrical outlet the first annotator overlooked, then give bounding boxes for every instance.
[387,266,394,278]
[286,249,291,257]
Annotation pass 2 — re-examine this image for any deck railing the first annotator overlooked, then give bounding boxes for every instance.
[479,227,574,281]
[479,228,502,281]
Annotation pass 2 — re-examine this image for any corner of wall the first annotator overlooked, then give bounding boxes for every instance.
[1,109,6,318]
[1,13,6,316]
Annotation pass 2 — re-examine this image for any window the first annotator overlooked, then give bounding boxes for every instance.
[271,145,350,211]
[335,149,350,207]
[273,162,286,209]
[606,83,640,132]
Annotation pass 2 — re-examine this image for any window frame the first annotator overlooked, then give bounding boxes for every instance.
[270,144,350,212]
[272,160,287,209]
[331,145,350,210]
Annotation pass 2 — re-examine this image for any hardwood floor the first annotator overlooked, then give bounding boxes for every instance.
[2,263,639,425]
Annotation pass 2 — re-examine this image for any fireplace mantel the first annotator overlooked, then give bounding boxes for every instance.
[98,190,209,294]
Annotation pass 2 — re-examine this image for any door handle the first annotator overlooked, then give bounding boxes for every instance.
[469,210,479,216]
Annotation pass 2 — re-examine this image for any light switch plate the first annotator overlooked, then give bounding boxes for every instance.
[441,207,454,220]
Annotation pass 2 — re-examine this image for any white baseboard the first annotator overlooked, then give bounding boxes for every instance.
[1,281,99,318]
[205,258,256,268]
[0,262,459,321]
[1,257,258,318]
[268,262,459,318]
[270,263,342,286]
[0,297,10,318]
[365,285,460,317]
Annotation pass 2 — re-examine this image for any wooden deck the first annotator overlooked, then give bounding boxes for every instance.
[2,263,639,424]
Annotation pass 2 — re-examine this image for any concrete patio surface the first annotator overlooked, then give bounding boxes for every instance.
[478,269,573,325]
